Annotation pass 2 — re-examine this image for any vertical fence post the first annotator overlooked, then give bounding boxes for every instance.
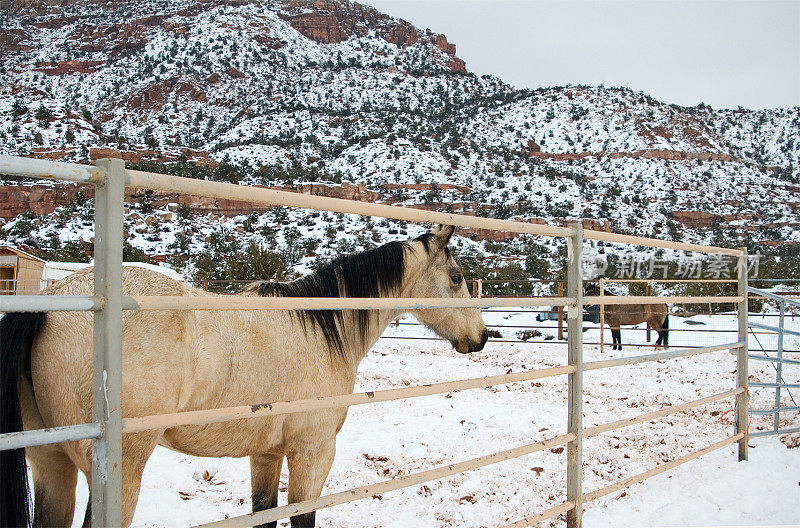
[774,299,785,433]
[645,283,652,342]
[566,222,584,527]
[599,279,605,354]
[477,279,483,298]
[558,281,564,341]
[736,247,749,462]
[92,158,125,526]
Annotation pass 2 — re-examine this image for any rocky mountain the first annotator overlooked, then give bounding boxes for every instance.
[1,0,798,281]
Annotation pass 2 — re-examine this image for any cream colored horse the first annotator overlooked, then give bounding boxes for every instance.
[0,225,487,528]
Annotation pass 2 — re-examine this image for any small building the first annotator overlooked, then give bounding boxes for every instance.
[40,261,92,289]
[0,245,184,295]
[0,245,47,295]
[42,261,183,286]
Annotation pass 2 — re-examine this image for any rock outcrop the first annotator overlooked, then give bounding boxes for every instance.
[670,210,715,229]
[33,60,104,75]
[526,148,739,164]
[275,0,466,72]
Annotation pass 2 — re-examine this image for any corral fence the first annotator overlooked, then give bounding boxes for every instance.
[191,278,791,354]
[0,154,749,528]
[0,278,61,295]
[747,286,800,438]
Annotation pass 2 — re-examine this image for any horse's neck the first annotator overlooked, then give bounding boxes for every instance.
[341,308,400,364]
[339,250,424,366]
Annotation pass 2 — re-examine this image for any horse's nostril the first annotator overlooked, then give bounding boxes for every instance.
[479,329,488,348]
[467,330,488,353]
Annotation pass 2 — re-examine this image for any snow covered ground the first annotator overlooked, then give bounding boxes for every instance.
[54,312,798,528]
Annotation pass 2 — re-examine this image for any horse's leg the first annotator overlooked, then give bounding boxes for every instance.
[81,494,91,528]
[70,434,158,528]
[612,328,621,350]
[119,432,162,527]
[287,440,336,528]
[654,319,663,349]
[251,453,284,528]
[28,444,79,527]
[648,320,658,348]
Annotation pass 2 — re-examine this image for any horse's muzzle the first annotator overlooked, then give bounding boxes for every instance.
[458,329,488,353]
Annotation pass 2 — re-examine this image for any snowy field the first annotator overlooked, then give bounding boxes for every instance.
[53,310,799,528]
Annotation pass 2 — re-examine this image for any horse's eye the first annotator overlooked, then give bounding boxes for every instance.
[451,274,462,285]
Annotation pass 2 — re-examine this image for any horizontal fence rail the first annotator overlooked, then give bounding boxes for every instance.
[194,434,576,528]
[583,343,745,371]
[748,321,800,337]
[378,335,797,353]
[396,321,774,333]
[748,286,800,308]
[0,423,101,451]
[583,295,743,305]
[0,154,755,528]
[124,167,743,255]
[751,405,800,415]
[127,295,573,311]
[749,354,800,366]
[749,382,800,389]
[503,502,577,528]
[0,155,103,183]
[134,295,742,310]
[583,389,743,437]
[123,365,575,433]
[125,168,571,238]
[3,294,746,312]
[0,295,103,312]
[396,321,782,334]
[751,427,800,438]
[583,433,744,503]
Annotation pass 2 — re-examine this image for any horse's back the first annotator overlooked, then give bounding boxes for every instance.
[31,266,353,460]
[607,301,667,325]
[44,265,187,297]
[30,267,194,432]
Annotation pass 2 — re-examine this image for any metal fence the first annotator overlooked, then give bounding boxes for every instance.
[0,154,750,528]
[747,286,800,438]
[191,279,795,352]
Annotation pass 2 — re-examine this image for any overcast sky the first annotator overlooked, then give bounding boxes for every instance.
[359,0,800,110]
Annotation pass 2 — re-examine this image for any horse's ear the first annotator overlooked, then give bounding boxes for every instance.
[433,224,456,248]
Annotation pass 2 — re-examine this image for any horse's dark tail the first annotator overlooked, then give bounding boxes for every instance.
[1,312,46,528]
[662,313,669,346]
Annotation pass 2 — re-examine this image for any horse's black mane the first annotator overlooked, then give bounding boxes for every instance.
[250,234,434,355]
[416,232,451,258]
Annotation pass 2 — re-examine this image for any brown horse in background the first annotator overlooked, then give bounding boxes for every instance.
[585,283,669,351]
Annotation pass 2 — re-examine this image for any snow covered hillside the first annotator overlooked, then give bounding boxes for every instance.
[1,0,799,274]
